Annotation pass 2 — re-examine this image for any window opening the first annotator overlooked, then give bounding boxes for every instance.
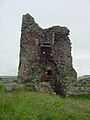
[47,69,52,76]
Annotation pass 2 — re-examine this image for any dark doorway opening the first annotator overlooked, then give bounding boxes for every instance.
[47,69,52,76]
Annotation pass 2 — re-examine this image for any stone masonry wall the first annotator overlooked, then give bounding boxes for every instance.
[68,78,90,95]
[18,14,43,83]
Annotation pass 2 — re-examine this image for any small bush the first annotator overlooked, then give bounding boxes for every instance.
[0,83,6,92]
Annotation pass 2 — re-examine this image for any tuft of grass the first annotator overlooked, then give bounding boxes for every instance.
[0,91,90,120]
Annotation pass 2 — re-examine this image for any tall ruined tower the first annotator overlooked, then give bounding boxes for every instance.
[18,13,77,96]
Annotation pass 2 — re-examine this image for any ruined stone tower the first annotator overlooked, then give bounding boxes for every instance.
[18,13,77,96]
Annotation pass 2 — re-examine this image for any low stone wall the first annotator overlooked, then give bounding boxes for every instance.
[68,78,90,95]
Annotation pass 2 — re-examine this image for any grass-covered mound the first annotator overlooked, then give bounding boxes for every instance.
[0,90,90,120]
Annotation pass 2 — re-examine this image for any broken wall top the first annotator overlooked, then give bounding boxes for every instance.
[22,13,70,38]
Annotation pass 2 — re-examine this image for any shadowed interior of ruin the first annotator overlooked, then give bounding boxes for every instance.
[40,42,53,82]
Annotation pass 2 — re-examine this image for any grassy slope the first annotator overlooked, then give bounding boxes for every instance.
[0,91,90,120]
[78,75,90,80]
[0,76,17,82]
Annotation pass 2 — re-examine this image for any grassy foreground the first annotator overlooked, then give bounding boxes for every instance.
[0,91,90,120]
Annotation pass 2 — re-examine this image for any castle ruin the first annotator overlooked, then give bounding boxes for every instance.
[18,13,77,96]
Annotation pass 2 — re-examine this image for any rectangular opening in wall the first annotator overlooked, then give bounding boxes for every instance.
[41,45,51,58]
[43,42,51,46]
[47,69,52,76]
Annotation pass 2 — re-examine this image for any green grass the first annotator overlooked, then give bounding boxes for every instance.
[0,91,90,120]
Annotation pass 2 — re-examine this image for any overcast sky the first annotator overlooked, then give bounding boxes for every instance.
[0,0,90,76]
